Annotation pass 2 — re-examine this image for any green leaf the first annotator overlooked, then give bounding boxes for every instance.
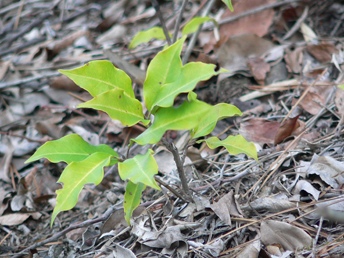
[51,152,112,226]
[59,60,135,98]
[129,27,171,49]
[78,89,150,127]
[338,85,344,90]
[144,37,228,112]
[182,16,218,36]
[188,91,197,102]
[123,181,146,225]
[25,134,118,164]
[118,149,160,190]
[200,136,257,161]
[222,0,234,11]
[144,37,184,111]
[133,100,211,145]
[191,103,242,139]
[151,63,226,109]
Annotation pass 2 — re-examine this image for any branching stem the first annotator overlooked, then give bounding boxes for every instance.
[161,139,193,201]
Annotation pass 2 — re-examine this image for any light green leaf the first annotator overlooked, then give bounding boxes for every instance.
[25,134,118,164]
[188,91,197,102]
[191,103,242,139]
[51,152,112,226]
[59,60,135,98]
[182,16,218,36]
[78,89,150,127]
[338,85,344,90]
[118,149,160,190]
[129,27,171,49]
[151,63,225,109]
[123,181,146,225]
[133,100,211,145]
[144,37,185,111]
[200,136,257,161]
[144,37,228,112]
[222,0,234,11]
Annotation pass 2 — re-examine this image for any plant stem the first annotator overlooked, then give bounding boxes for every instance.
[151,0,172,45]
[154,176,190,203]
[182,0,216,64]
[172,0,188,43]
[161,139,192,201]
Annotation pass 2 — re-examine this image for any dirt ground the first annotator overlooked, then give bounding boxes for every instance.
[1,0,344,257]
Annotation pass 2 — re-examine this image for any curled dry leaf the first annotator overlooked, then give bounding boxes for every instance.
[284,47,304,74]
[0,212,41,226]
[236,237,260,258]
[306,155,344,189]
[261,220,312,251]
[274,107,302,145]
[209,190,243,226]
[292,180,320,200]
[239,118,280,145]
[306,42,338,63]
[247,57,270,85]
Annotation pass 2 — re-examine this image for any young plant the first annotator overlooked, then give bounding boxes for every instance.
[25,36,257,226]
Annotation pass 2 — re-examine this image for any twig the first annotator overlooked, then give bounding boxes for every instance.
[243,129,308,199]
[151,0,172,45]
[13,197,166,257]
[172,0,188,43]
[201,195,344,250]
[154,176,190,203]
[0,71,60,89]
[0,230,12,246]
[193,168,250,193]
[12,204,120,257]
[2,12,52,49]
[161,139,193,201]
[0,36,47,58]
[14,0,26,29]
[309,216,323,258]
[306,86,337,129]
[331,11,344,36]
[182,0,216,64]
[281,69,327,124]
[282,5,309,41]
[0,131,48,143]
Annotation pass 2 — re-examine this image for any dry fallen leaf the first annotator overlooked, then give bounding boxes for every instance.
[216,34,275,79]
[219,0,277,44]
[296,91,325,115]
[307,42,338,63]
[261,220,312,251]
[209,190,243,226]
[284,47,304,74]
[247,57,270,84]
[0,212,42,226]
[239,118,280,145]
[274,108,302,145]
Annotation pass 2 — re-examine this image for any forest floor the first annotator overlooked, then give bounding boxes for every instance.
[1,0,344,257]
